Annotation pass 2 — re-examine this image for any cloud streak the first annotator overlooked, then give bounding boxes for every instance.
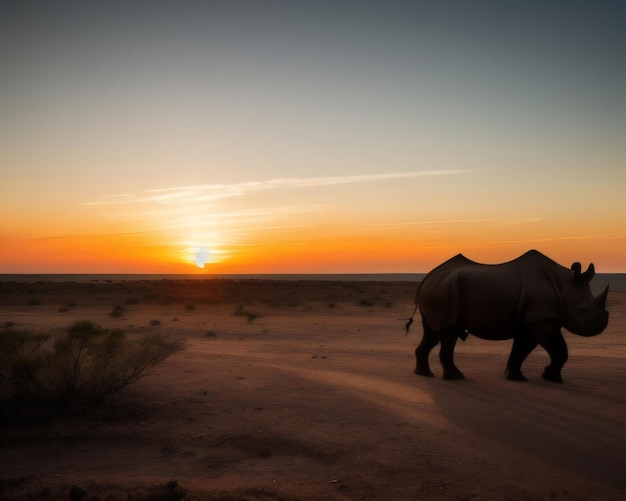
[84,170,470,206]
[496,233,615,244]
[361,216,545,228]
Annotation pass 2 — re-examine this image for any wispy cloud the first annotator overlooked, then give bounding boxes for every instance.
[511,233,614,243]
[365,217,498,227]
[362,216,546,229]
[468,233,616,246]
[137,205,327,233]
[496,217,545,226]
[80,170,474,260]
[84,170,470,206]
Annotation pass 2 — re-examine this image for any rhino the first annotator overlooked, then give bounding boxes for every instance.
[407,250,609,382]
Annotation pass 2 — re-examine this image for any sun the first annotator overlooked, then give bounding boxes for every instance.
[177,236,227,270]
[195,246,214,269]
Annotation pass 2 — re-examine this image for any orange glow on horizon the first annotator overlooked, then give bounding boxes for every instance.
[1,223,625,274]
[0,232,190,274]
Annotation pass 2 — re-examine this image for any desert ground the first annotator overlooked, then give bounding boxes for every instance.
[0,278,624,500]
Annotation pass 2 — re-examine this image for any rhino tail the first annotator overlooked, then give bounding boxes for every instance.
[405,282,421,335]
[405,313,416,335]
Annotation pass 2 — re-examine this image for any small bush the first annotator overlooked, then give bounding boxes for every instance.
[150,319,161,326]
[28,298,41,306]
[233,305,263,323]
[0,329,50,398]
[0,321,182,405]
[110,305,124,318]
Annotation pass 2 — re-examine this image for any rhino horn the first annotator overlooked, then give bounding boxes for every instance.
[594,285,609,309]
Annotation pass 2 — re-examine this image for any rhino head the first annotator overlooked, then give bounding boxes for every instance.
[563,262,609,337]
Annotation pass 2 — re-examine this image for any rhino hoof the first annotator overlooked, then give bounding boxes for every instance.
[505,369,528,382]
[415,368,435,378]
[443,369,465,380]
[542,371,564,383]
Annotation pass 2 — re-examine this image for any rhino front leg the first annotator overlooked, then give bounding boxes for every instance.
[505,333,538,381]
[539,330,568,383]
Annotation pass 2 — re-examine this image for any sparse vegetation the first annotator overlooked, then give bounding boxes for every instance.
[110,305,124,318]
[150,319,161,326]
[0,320,182,406]
[233,304,263,323]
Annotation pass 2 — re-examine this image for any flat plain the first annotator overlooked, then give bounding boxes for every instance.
[0,278,624,500]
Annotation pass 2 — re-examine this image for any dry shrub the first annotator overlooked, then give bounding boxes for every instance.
[110,305,124,318]
[0,320,182,405]
[233,304,263,323]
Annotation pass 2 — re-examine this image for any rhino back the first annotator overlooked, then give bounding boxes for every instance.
[418,252,563,336]
[419,262,521,336]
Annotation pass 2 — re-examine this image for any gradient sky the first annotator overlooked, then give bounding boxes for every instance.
[1,0,624,273]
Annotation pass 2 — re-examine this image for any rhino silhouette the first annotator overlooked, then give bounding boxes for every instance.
[407,250,609,383]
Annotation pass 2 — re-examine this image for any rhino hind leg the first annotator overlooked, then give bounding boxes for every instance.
[439,328,465,380]
[415,319,439,377]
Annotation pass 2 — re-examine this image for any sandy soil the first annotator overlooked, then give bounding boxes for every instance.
[0,279,624,500]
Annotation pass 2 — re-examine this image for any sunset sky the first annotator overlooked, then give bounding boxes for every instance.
[1,0,624,273]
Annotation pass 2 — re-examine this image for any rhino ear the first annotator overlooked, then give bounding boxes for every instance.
[581,263,595,283]
[571,262,582,278]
